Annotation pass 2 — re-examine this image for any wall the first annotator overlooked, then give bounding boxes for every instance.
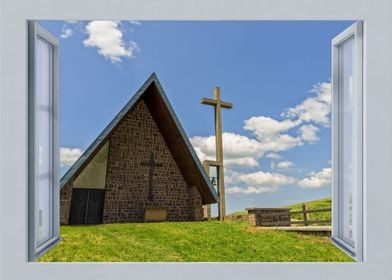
[103,100,203,223]
[59,99,204,224]
[59,181,73,224]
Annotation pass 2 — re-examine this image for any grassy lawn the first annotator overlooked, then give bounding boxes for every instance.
[39,220,352,262]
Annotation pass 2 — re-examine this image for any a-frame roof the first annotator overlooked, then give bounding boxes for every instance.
[60,73,218,204]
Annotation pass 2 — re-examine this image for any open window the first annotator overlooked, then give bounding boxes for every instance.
[28,22,60,261]
[331,22,363,260]
[24,19,365,262]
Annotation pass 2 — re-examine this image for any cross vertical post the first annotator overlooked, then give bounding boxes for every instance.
[201,87,232,221]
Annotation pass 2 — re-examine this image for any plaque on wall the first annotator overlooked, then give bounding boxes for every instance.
[144,208,167,222]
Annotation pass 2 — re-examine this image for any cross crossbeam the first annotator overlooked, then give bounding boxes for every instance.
[201,98,233,109]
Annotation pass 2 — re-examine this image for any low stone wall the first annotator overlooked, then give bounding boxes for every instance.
[247,208,290,227]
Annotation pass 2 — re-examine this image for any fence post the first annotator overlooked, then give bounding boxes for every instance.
[302,204,309,226]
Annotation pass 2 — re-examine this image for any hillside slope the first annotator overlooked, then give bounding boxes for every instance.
[228,197,332,222]
[287,197,331,222]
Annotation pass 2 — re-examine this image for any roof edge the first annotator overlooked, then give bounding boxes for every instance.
[150,76,219,203]
[60,73,158,189]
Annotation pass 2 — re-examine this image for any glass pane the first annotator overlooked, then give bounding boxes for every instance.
[36,38,51,107]
[37,178,51,242]
[35,37,52,245]
[37,111,50,175]
[338,37,356,244]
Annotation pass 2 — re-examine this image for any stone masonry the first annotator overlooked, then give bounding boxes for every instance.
[60,99,204,224]
[247,208,291,227]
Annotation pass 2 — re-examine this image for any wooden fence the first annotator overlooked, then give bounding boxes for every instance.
[245,204,331,227]
[288,204,331,226]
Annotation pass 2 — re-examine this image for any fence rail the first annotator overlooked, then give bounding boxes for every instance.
[289,204,331,226]
[245,204,331,226]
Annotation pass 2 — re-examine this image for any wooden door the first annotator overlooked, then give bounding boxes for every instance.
[69,189,88,224]
[85,190,105,224]
[69,189,105,225]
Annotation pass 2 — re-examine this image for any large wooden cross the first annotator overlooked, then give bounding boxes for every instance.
[201,87,232,221]
[141,152,162,201]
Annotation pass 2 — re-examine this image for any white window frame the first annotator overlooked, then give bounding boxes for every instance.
[331,22,363,261]
[27,21,60,261]
[2,0,392,279]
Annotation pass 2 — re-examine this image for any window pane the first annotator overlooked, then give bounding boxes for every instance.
[37,111,50,175]
[35,37,52,245]
[37,178,51,243]
[36,38,51,107]
[338,37,356,244]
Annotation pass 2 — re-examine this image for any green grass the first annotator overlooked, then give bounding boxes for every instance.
[228,209,247,217]
[287,198,331,222]
[39,220,352,262]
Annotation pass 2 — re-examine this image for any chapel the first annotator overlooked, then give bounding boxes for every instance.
[60,73,218,225]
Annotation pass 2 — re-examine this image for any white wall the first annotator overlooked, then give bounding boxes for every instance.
[1,0,392,279]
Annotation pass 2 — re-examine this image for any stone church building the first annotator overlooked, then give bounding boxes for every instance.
[60,73,218,225]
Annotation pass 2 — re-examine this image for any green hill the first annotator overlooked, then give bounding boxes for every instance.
[286,197,331,222]
[228,197,332,222]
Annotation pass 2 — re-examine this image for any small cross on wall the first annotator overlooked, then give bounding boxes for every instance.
[140,151,162,201]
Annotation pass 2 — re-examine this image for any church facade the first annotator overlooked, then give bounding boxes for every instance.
[60,74,218,225]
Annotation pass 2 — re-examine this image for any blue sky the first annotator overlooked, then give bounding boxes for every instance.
[40,20,353,214]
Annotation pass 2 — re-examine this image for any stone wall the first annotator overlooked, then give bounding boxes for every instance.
[103,98,202,223]
[247,208,290,227]
[103,100,203,223]
[60,181,73,225]
[59,99,205,225]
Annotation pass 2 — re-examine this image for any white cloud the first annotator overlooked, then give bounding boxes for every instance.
[240,171,296,186]
[60,147,83,167]
[191,130,302,170]
[284,82,331,126]
[244,116,300,141]
[258,133,302,153]
[297,167,331,188]
[60,21,84,39]
[226,170,296,194]
[227,186,278,194]
[224,157,259,168]
[61,28,74,39]
[271,160,295,170]
[299,124,319,143]
[224,169,243,185]
[243,116,303,154]
[83,21,139,63]
[190,132,264,165]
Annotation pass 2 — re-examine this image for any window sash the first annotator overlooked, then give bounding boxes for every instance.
[331,21,363,261]
[28,22,60,261]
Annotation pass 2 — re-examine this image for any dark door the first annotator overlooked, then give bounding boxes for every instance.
[69,189,88,225]
[69,189,105,225]
[85,190,105,224]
